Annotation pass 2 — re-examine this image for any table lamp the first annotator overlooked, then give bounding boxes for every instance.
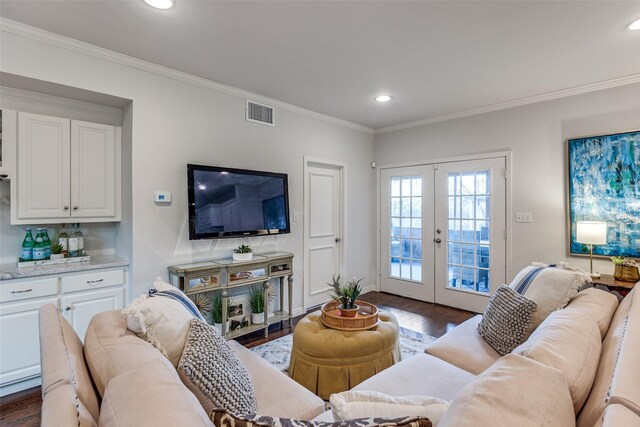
[576,221,607,279]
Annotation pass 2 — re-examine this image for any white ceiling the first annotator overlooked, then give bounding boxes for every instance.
[2,1,640,130]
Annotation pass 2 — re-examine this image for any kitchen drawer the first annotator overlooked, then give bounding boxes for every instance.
[61,269,124,294]
[0,278,58,302]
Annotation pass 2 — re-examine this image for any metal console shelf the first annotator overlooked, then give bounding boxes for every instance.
[167,252,293,339]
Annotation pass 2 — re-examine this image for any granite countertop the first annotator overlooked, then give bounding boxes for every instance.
[0,254,129,280]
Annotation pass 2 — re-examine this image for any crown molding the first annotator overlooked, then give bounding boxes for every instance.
[0,18,374,135]
[375,73,640,134]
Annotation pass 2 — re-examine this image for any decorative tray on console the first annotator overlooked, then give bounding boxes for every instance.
[320,300,379,331]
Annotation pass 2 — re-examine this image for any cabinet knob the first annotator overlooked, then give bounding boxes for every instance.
[64,206,69,211]
[434,238,442,244]
[73,206,79,211]
[64,306,71,311]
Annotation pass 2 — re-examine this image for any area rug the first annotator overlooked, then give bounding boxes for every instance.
[250,327,436,373]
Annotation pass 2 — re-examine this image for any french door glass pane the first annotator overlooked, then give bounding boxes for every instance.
[389,175,422,282]
[446,170,491,293]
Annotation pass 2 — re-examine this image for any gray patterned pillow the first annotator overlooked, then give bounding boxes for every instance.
[478,285,537,356]
[210,408,432,427]
[178,319,257,415]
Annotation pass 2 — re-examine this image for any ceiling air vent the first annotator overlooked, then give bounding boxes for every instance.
[246,101,274,126]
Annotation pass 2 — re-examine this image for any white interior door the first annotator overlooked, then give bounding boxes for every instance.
[434,158,506,313]
[304,162,343,309]
[380,157,507,312]
[380,166,435,301]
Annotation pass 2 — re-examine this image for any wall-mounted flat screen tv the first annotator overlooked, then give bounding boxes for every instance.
[187,164,290,240]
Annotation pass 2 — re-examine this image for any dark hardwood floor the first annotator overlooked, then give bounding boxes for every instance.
[0,291,473,426]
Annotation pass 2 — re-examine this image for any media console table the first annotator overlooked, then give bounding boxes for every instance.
[167,252,293,340]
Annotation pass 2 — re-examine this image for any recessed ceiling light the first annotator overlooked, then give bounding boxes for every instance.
[628,18,640,31]
[374,95,393,103]
[144,0,174,10]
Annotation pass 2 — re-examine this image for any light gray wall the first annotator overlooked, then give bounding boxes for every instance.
[374,83,640,280]
[0,28,375,313]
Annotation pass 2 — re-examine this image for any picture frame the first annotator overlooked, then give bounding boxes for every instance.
[567,130,640,258]
[228,294,252,330]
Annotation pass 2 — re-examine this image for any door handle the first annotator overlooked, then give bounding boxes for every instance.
[335,238,342,243]
[434,238,442,244]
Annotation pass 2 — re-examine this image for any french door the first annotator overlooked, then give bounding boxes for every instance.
[380,157,506,313]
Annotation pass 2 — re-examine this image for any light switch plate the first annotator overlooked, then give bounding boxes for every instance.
[515,212,533,223]
[154,191,172,203]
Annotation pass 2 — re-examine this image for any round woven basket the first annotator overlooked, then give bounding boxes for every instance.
[320,300,379,331]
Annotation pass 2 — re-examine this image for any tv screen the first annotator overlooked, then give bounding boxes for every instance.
[187,164,290,240]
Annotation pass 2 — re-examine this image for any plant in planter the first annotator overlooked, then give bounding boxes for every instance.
[249,286,265,324]
[249,285,276,324]
[328,274,363,318]
[50,243,65,260]
[210,292,232,333]
[233,244,253,261]
[610,256,640,282]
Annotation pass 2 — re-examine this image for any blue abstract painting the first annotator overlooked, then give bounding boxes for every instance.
[568,130,640,258]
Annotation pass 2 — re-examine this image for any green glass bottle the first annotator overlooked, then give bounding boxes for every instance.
[21,228,34,261]
[33,228,47,261]
[43,228,52,259]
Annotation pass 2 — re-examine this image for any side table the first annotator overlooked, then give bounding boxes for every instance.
[591,274,637,297]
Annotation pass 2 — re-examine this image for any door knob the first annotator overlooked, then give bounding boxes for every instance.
[335,238,342,243]
[434,238,442,244]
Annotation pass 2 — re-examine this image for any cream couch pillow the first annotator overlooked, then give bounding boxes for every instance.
[330,390,448,425]
[122,277,195,366]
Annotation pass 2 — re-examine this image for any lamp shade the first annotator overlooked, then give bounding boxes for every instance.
[576,221,607,245]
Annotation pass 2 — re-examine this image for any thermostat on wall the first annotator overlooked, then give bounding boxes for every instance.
[154,191,172,203]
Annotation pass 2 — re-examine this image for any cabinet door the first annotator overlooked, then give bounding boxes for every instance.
[17,112,71,219]
[71,121,118,218]
[61,286,124,343]
[0,297,59,386]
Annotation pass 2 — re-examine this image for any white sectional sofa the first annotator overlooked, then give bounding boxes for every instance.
[39,286,639,426]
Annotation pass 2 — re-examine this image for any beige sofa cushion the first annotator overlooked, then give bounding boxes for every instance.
[425,315,500,375]
[351,353,475,401]
[600,404,640,427]
[513,306,602,414]
[578,288,635,427]
[565,288,618,338]
[228,340,325,420]
[607,290,640,416]
[38,304,100,423]
[40,383,97,427]
[439,354,575,427]
[99,361,213,427]
[84,309,175,396]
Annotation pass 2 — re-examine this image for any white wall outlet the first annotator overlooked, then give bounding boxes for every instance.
[515,212,533,223]
[154,191,172,203]
[293,211,300,221]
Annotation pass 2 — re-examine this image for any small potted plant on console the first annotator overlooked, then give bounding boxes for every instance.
[233,244,253,261]
[329,274,363,317]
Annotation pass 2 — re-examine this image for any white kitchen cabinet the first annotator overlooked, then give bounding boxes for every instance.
[0,266,127,396]
[61,287,124,343]
[12,112,121,224]
[16,112,71,220]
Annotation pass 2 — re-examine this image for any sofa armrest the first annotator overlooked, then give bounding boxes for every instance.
[228,340,325,420]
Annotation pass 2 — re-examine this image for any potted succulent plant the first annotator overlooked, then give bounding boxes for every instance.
[328,274,363,318]
[611,256,640,282]
[233,244,253,261]
[50,243,65,260]
[210,292,232,334]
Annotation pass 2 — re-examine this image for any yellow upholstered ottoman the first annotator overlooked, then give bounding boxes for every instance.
[289,310,400,399]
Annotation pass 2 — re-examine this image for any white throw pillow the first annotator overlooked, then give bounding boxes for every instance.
[122,277,194,366]
[330,390,448,426]
[508,265,588,335]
